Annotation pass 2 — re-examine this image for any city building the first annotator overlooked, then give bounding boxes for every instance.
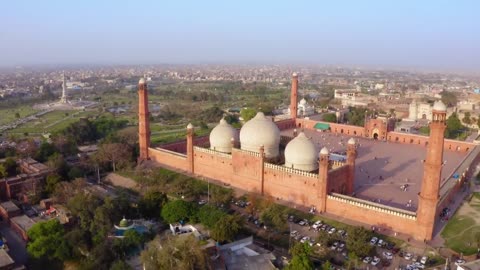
[10,215,36,241]
[138,75,479,241]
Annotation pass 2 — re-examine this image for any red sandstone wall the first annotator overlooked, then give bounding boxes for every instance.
[230,149,263,192]
[327,166,349,194]
[263,167,318,207]
[275,119,296,131]
[148,148,188,171]
[326,198,418,238]
[159,136,210,153]
[296,119,366,137]
[193,149,234,184]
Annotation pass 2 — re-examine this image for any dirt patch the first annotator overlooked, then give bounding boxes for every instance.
[104,173,138,190]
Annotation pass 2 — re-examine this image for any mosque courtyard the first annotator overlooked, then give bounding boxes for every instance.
[281,128,467,211]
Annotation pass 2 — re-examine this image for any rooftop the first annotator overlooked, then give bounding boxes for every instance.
[0,249,14,268]
[281,128,468,211]
[0,201,20,213]
[11,215,36,232]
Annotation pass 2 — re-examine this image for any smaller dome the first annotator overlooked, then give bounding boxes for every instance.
[300,98,307,105]
[119,217,129,227]
[292,72,298,77]
[284,132,318,171]
[186,123,194,129]
[139,78,146,84]
[210,118,239,153]
[433,100,447,112]
[320,147,329,155]
[348,138,356,145]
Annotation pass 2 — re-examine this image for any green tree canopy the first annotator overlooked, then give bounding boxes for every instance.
[138,191,168,219]
[345,226,373,258]
[260,203,288,231]
[197,204,227,229]
[0,165,6,179]
[161,200,197,224]
[446,113,464,139]
[322,113,337,123]
[210,185,234,206]
[240,108,257,122]
[27,219,70,261]
[285,242,314,270]
[211,214,243,243]
[141,235,207,270]
[440,91,458,107]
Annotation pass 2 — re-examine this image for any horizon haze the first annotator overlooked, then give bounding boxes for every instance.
[1,0,479,71]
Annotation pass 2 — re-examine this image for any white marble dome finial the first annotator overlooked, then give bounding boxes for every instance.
[348,138,356,145]
[320,147,329,155]
[292,72,298,77]
[139,78,146,84]
[187,123,193,129]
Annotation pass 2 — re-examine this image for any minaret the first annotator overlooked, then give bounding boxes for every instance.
[346,138,357,195]
[317,147,329,213]
[138,78,150,161]
[290,73,298,119]
[60,71,68,103]
[416,100,447,241]
[186,123,194,173]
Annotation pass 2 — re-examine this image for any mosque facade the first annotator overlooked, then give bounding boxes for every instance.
[137,75,478,241]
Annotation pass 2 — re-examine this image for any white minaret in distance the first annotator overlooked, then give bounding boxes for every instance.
[60,71,68,103]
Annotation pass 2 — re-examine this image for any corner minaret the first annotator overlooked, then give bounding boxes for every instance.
[346,138,357,195]
[416,100,447,241]
[317,147,329,213]
[290,73,298,119]
[138,78,150,161]
[186,123,194,173]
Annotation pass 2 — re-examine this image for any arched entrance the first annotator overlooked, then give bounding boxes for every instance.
[372,128,380,140]
[422,114,427,119]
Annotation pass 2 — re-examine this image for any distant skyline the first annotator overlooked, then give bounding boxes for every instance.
[1,1,479,71]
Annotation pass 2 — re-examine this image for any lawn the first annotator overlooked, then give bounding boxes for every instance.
[441,194,480,255]
[0,105,40,126]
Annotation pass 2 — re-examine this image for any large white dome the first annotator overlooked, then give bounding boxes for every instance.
[284,132,319,171]
[433,100,447,112]
[240,112,280,158]
[210,118,239,153]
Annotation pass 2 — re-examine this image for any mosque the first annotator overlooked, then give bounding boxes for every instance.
[137,75,480,241]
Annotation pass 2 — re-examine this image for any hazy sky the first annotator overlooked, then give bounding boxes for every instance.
[1,0,479,70]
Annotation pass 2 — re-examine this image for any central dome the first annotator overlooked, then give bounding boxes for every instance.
[284,132,319,171]
[210,118,239,153]
[240,112,280,158]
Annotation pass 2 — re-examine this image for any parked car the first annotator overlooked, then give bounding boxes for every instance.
[413,262,425,269]
[382,251,393,260]
[300,236,310,243]
[420,256,428,264]
[371,256,381,266]
[363,257,372,264]
[404,253,413,260]
[330,242,339,250]
[312,220,323,230]
[336,243,345,252]
[198,199,207,205]
[370,237,378,245]
[298,219,308,226]
[290,230,298,237]
[455,259,466,266]
[377,239,384,247]
[328,227,336,234]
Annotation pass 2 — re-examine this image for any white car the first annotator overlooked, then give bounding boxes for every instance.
[312,220,322,229]
[420,256,428,264]
[300,236,310,243]
[455,259,466,266]
[290,230,298,237]
[330,241,339,250]
[298,220,307,226]
[370,237,378,245]
[414,262,425,269]
[404,253,413,260]
[336,243,345,252]
[363,256,372,264]
[328,227,337,234]
[382,251,393,260]
[377,239,384,247]
[371,256,381,266]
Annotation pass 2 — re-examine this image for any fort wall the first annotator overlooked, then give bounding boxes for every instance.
[148,148,188,171]
[326,193,418,236]
[327,166,349,194]
[160,135,209,153]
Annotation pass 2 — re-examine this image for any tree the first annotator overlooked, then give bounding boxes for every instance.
[47,153,70,179]
[142,235,207,270]
[35,142,56,162]
[211,214,243,242]
[441,91,458,107]
[161,200,196,224]
[322,113,337,123]
[0,165,6,178]
[197,204,226,228]
[15,112,20,118]
[260,204,288,231]
[210,185,233,206]
[285,242,313,270]
[346,226,373,258]
[463,112,472,125]
[27,219,70,261]
[96,143,132,172]
[45,174,62,195]
[138,191,168,219]
[3,157,17,176]
[240,108,256,121]
[446,113,464,139]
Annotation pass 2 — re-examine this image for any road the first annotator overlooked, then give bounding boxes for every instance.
[0,222,27,266]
